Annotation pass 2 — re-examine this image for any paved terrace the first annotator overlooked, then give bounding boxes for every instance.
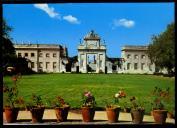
[3,109,175,125]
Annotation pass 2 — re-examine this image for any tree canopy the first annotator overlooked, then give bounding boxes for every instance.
[2,19,13,39]
[2,18,33,75]
[147,22,175,75]
[1,18,16,69]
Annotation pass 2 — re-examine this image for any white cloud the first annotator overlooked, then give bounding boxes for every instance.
[113,18,135,28]
[34,4,60,19]
[34,4,80,25]
[63,15,80,24]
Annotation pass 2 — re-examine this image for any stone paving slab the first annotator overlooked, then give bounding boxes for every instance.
[3,109,175,125]
[4,121,175,125]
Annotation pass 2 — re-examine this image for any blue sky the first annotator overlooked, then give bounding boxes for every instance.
[3,3,174,57]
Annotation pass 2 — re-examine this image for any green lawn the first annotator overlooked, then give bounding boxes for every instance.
[3,73,175,115]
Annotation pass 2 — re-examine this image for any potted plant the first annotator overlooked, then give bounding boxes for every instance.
[3,75,25,123]
[105,90,126,123]
[151,87,169,124]
[130,96,145,124]
[81,91,96,122]
[46,96,70,122]
[123,101,131,113]
[27,94,45,123]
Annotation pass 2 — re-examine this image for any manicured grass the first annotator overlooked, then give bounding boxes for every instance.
[3,73,175,115]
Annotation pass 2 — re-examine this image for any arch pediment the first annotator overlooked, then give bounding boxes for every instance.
[78,30,106,50]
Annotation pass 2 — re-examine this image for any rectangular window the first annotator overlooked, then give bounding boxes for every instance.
[46,62,50,69]
[53,62,57,69]
[127,54,131,59]
[31,53,35,57]
[46,53,50,57]
[25,53,28,57]
[18,53,22,57]
[39,62,43,68]
[31,62,35,68]
[127,63,131,70]
[39,53,43,57]
[53,53,57,57]
[141,63,145,70]
[134,63,138,70]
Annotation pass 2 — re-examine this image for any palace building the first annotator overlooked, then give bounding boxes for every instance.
[14,30,156,74]
[121,46,155,74]
[14,44,68,73]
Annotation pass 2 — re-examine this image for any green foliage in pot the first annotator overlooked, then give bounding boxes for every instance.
[26,94,44,109]
[130,96,145,111]
[3,75,25,109]
[81,91,96,108]
[151,86,170,110]
[46,96,69,108]
[105,90,126,109]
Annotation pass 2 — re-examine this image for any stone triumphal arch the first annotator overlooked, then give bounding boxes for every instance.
[78,30,106,73]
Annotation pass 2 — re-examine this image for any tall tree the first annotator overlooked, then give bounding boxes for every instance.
[147,22,175,75]
[1,18,34,75]
[1,18,16,68]
[2,19,13,39]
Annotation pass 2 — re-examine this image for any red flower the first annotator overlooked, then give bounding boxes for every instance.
[84,91,92,98]
[12,76,18,82]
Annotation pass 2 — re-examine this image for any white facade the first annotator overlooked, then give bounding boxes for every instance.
[106,61,113,73]
[78,30,106,73]
[14,44,68,73]
[121,46,155,74]
[14,35,156,74]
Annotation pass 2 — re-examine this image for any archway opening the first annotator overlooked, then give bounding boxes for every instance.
[87,54,97,72]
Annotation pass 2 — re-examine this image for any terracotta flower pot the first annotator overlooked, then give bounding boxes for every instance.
[55,106,70,122]
[81,107,95,122]
[106,107,121,123]
[131,109,145,124]
[4,107,19,123]
[30,107,45,123]
[153,110,168,124]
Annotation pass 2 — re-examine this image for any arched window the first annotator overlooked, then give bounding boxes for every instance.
[141,55,145,59]
[127,54,131,59]
[134,55,138,59]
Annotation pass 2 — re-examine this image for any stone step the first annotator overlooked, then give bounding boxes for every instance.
[3,110,175,124]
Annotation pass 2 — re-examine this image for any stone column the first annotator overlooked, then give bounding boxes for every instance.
[84,53,87,73]
[58,51,60,72]
[78,52,81,72]
[96,53,100,73]
[102,52,106,73]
